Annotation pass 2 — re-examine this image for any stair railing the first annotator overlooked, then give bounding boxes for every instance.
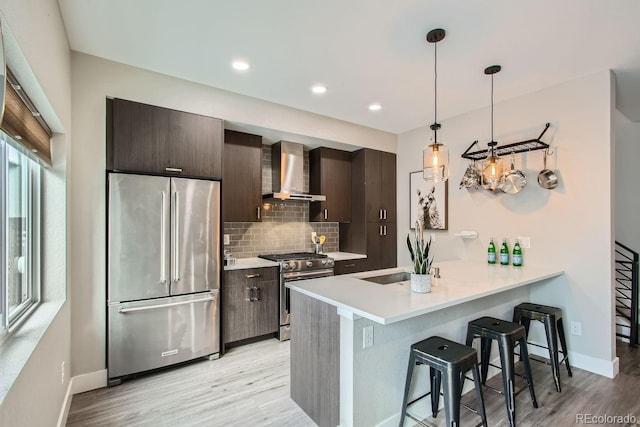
[615,240,638,347]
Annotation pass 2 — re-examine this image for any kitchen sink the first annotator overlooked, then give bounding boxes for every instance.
[360,272,411,285]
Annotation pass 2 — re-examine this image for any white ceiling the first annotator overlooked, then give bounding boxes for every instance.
[58,0,640,134]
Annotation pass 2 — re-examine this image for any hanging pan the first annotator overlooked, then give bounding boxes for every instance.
[537,148,558,189]
[459,160,481,190]
[499,152,527,194]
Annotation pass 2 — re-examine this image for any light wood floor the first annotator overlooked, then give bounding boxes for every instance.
[67,340,640,427]
[66,339,315,427]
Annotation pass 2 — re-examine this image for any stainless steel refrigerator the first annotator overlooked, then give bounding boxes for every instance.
[107,173,221,385]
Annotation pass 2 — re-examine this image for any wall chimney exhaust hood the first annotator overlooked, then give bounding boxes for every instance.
[263,141,326,202]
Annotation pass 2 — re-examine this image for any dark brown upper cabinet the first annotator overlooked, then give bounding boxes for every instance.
[309,147,352,223]
[363,149,396,223]
[223,130,263,222]
[106,98,223,179]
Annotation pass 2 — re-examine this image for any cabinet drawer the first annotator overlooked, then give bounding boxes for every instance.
[334,259,367,275]
[224,267,277,287]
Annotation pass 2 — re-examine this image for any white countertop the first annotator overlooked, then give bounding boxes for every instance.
[224,252,366,270]
[324,252,367,261]
[224,257,279,271]
[286,260,564,325]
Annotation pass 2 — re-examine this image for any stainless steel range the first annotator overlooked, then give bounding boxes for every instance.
[259,252,334,341]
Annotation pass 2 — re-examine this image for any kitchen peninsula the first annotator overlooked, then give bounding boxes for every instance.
[287,260,563,427]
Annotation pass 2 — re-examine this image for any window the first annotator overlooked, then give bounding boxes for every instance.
[0,132,41,333]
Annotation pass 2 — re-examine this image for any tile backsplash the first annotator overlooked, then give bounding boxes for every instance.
[224,144,339,258]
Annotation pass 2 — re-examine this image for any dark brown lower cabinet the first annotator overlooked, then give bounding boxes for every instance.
[223,267,278,345]
[334,258,368,275]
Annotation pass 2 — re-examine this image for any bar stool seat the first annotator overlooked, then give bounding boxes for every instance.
[513,302,572,392]
[399,336,487,427]
[466,317,538,427]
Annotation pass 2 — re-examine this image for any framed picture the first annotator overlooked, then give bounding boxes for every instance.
[409,170,448,230]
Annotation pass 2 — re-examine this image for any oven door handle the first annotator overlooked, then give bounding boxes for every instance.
[282,269,334,280]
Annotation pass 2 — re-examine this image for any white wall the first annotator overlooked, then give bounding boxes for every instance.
[614,109,640,252]
[397,70,616,375]
[0,0,71,425]
[70,52,396,379]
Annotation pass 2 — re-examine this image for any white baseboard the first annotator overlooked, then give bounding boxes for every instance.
[528,345,619,378]
[56,370,107,427]
[56,381,73,427]
[70,369,108,394]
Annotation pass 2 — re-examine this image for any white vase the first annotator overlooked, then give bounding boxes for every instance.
[410,273,431,293]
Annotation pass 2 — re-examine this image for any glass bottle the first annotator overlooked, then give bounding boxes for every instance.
[500,238,509,265]
[512,239,522,267]
[488,238,496,264]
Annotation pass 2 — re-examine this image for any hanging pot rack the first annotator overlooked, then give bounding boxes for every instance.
[461,122,551,161]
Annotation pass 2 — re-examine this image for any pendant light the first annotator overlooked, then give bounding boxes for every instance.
[481,65,504,191]
[423,28,449,182]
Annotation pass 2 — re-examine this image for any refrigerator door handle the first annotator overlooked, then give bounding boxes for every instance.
[118,294,216,313]
[160,191,167,284]
[173,191,180,282]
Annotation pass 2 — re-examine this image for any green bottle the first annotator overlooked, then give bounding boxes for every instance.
[488,238,496,264]
[500,238,509,265]
[512,239,522,267]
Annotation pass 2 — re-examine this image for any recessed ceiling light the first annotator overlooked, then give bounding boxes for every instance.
[231,60,250,71]
[311,84,327,94]
[368,103,382,111]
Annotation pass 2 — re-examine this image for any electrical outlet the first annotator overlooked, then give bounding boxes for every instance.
[61,361,65,385]
[518,236,531,249]
[363,325,374,348]
[570,321,582,336]
[223,234,230,245]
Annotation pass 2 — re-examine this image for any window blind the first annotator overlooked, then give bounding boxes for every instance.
[1,69,52,165]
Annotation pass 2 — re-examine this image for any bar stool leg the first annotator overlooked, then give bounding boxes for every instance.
[518,317,531,362]
[518,336,538,408]
[471,363,488,427]
[556,318,573,377]
[543,315,561,392]
[497,337,517,427]
[399,353,416,427]
[430,367,441,418]
[442,367,462,427]
[480,337,492,384]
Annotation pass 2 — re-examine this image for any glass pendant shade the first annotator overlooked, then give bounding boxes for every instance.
[423,142,449,182]
[481,155,504,191]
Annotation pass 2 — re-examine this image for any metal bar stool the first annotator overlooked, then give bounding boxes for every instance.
[466,317,538,427]
[512,302,573,392]
[399,336,487,427]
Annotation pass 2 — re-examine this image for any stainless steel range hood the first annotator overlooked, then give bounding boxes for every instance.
[263,141,326,202]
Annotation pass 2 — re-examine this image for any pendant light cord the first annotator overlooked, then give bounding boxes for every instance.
[491,73,494,143]
[434,41,438,126]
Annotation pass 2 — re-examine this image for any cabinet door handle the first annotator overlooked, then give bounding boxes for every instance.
[246,287,254,302]
[383,225,387,236]
[383,209,387,220]
[253,286,261,301]
[379,225,383,236]
[257,206,261,220]
[345,263,355,268]
[324,208,328,220]
[246,273,262,279]
[165,167,183,173]
[379,209,383,220]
